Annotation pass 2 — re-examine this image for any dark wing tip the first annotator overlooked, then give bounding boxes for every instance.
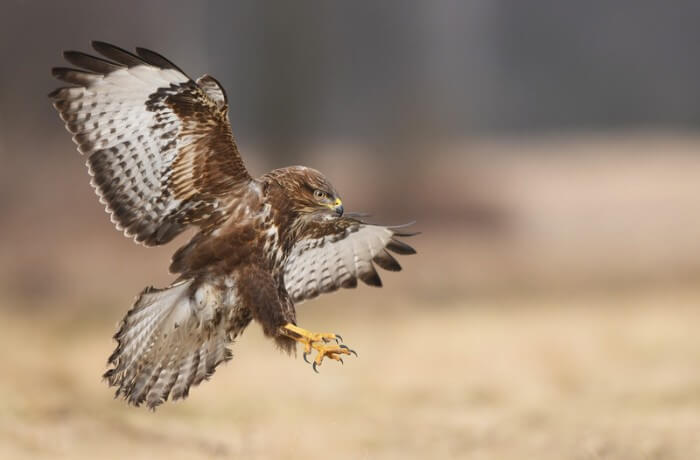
[92,41,146,67]
[51,66,100,85]
[48,86,64,99]
[373,249,402,271]
[51,66,79,79]
[386,238,416,255]
[63,50,123,74]
[359,264,383,287]
[341,276,358,289]
[135,46,188,75]
[393,230,421,237]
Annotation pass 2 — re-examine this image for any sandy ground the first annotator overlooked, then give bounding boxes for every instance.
[3,136,700,458]
[2,284,700,460]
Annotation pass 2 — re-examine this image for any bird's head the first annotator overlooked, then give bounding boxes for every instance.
[266,166,344,219]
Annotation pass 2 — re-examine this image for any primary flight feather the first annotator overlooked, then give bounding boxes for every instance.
[50,42,416,409]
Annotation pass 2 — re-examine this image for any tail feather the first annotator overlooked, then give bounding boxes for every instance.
[170,347,199,400]
[104,278,243,409]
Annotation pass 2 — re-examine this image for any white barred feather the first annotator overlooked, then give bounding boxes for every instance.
[104,278,249,409]
[50,42,249,246]
[283,222,416,303]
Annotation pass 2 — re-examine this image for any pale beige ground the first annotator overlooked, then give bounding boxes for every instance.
[3,136,700,459]
[1,284,700,460]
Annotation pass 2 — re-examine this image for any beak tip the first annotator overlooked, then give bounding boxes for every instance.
[335,204,344,217]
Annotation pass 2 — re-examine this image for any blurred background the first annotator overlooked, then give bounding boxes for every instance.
[2,1,700,459]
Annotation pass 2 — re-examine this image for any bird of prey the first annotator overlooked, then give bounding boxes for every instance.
[49,42,416,409]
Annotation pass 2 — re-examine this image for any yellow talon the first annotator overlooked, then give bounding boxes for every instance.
[280,323,357,372]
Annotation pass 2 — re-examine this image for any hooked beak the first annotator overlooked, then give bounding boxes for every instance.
[333,198,344,217]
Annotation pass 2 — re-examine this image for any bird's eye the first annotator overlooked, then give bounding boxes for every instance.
[313,189,326,200]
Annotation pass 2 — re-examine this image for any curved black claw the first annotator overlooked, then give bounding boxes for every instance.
[339,358,344,365]
[303,351,311,364]
[334,334,343,344]
[339,344,358,357]
[312,361,319,373]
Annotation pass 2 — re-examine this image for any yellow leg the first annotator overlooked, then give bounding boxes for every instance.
[280,323,357,372]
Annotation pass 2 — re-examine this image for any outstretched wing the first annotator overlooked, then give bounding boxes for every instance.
[283,217,417,303]
[49,42,251,246]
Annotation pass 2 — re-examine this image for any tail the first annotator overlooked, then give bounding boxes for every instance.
[104,279,234,409]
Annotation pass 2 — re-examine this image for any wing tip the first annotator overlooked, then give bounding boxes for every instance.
[63,49,122,74]
[90,39,112,50]
[92,41,147,67]
[359,264,383,287]
[386,238,417,255]
[47,86,63,99]
[135,46,188,75]
[373,249,402,272]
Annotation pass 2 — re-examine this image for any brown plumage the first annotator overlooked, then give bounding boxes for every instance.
[50,42,417,409]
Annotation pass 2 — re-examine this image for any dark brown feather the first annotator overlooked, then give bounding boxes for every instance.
[64,50,123,73]
[373,249,402,271]
[358,264,383,287]
[51,67,99,85]
[92,41,146,67]
[341,276,358,289]
[135,46,188,75]
[387,238,416,255]
[391,230,422,238]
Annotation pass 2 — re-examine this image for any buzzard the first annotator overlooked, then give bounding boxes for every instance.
[49,42,416,409]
